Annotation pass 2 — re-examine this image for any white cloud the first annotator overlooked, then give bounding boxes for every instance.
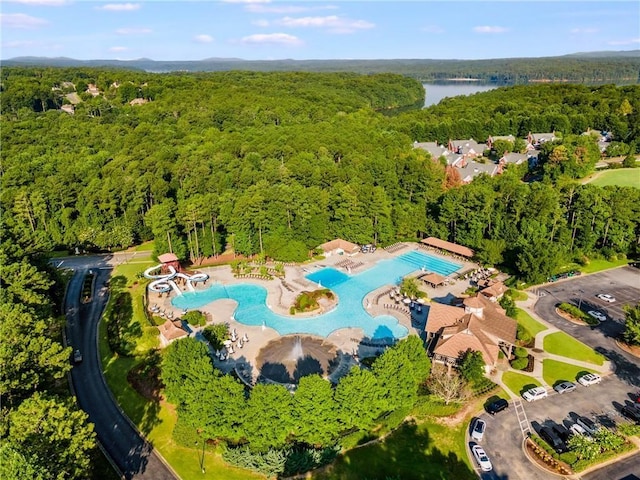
[5,0,67,5]
[239,33,302,45]
[0,13,48,28]
[607,37,640,46]
[2,40,36,48]
[97,3,140,12]
[246,4,338,14]
[252,19,270,27]
[277,15,374,34]
[109,46,128,52]
[570,27,599,34]
[194,34,214,44]
[116,27,152,35]
[473,26,509,34]
[422,25,444,34]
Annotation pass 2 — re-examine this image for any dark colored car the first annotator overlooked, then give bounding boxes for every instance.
[540,427,567,453]
[486,398,509,415]
[621,405,640,423]
[552,424,571,442]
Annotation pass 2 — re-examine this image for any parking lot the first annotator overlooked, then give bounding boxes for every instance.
[471,267,640,479]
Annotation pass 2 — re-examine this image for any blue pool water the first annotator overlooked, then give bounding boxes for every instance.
[172,250,461,339]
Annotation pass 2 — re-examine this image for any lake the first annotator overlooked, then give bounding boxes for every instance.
[423,83,498,107]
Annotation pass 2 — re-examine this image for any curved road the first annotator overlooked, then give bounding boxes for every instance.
[65,255,176,480]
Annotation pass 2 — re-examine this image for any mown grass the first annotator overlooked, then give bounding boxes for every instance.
[502,371,541,396]
[543,332,605,366]
[542,359,597,387]
[515,308,547,337]
[313,420,474,480]
[585,168,640,188]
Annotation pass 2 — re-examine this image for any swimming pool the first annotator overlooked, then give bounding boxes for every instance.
[172,250,461,339]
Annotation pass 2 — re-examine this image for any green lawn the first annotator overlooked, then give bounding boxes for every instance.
[543,332,605,366]
[585,168,640,188]
[502,371,541,396]
[508,289,529,301]
[542,359,597,387]
[313,420,474,480]
[515,308,548,337]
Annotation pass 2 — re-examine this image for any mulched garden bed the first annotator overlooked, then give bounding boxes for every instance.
[525,438,573,476]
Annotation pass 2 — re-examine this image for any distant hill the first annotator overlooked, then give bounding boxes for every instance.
[3,51,639,84]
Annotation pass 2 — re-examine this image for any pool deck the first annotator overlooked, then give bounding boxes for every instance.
[150,243,477,383]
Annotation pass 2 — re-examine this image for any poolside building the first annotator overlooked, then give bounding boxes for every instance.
[420,237,474,259]
[318,238,360,257]
[424,295,516,369]
[159,319,188,346]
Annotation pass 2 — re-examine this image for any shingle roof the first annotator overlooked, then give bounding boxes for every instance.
[420,237,474,257]
[159,319,187,341]
[425,302,466,334]
[158,253,179,263]
[480,282,508,299]
[319,238,359,254]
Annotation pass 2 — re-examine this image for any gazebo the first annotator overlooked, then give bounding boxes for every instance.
[421,272,446,288]
[158,252,180,273]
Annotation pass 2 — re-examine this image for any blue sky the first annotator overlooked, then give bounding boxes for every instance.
[1,0,639,61]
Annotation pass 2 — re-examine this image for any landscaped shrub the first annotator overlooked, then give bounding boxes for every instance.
[292,289,334,313]
[202,323,229,350]
[514,347,528,358]
[511,357,529,370]
[516,324,533,345]
[183,310,206,326]
[557,303,594,324]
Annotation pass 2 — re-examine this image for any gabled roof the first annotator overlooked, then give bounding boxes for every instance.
[434,324,499,365]
[421,237,474,258]
[422,272,446,286]
[158,253,179,263]
[425,302,466,334]
[480,282,508,299]
[500,152,528,165]
[318,238,359,254]
[414,141,452,161]
[159,319,187,342]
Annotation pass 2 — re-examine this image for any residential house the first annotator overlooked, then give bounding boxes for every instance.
[425,295,516,369]
[413,141,452,163]
[486,135,516,150]
[61,104,75,115]
[526,131,556,150]
[86,83,100,97]
[447,138,487,162]
[498,152,529,166]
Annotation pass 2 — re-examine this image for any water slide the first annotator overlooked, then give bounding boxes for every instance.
[144,264,209,295]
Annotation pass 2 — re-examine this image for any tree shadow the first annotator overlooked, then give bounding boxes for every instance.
[260,361,291,383]
[321,420,484,480]
[594,347,640,387]
[520,383,540,396]
[293,355,323,382]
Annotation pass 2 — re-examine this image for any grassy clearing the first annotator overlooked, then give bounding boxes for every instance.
[502,371,541,396]
[313,420,474,480]
[543,332,605,366]
[542,359,597,387]
[515,308,547,337]
[585,168,640,188]
[508,289,529,301]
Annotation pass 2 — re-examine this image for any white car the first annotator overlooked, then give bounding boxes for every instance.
[578,373,602,386]
[523,386,548,402]
[587,310,607,322]
[596,293,616,303]
[569,423,591,439]
[471,418,486,442]
[471,445,493,472]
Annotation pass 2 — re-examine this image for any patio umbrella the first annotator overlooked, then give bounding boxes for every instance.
[403,298,411,304]
[417,298,426,304]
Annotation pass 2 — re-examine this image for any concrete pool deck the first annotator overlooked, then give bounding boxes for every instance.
[150,243,478,383]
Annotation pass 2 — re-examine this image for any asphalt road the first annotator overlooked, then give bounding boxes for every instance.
[65,255,176,480]
[475,267,640,480]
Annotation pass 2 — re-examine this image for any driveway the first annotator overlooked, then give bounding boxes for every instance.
[65,257,176,480]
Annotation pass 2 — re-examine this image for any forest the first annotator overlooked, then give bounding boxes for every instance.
[2,68,639,283]
[4,52,640,84]
[1,67,640,479]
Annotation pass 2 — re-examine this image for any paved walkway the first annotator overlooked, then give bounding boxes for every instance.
[489,291,613,399]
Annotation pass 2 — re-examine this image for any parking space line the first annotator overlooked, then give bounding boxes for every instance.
[513,399,531,438]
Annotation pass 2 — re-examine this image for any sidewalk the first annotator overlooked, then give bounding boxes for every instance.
[490,291,613,398]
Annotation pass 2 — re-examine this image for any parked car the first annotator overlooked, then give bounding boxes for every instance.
[486,398,509,415]
[523,386,548,402]
[621,405,640,423]
[569,423,591,438]
[539,426,567,453]
[576,416,600,435]
[587,310,607,322]
[471,445,493,472]
[596,293,616,303]
[578,373,602,386]
[73,349,83,364]
[554,381,576,394]
[471,418,486,442]
[552,424,571,442]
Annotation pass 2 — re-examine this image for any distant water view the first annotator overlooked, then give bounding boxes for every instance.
[423,83,498,107]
